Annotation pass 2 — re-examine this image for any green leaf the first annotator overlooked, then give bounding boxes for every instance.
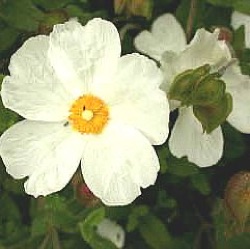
[156,145,170,174]
[203,5,231,27]
[168,155,199,177]
[191,173,211,195]
[33,0,73,10]
[65,8,108,25]
[79,208,117,249]
[0,194,21,222]
[176,0,206,33]
[0,74,4,83]
[156,190,177,209]
[139,214,172,249]
[3,178,24,194]
[126,205,149,232]
[205,0,234,7]
[232,26,246,52]
[206,0,250,15]
[38,10,68,34]
[32,195,78,237]
[0,27,19,54]
[0,0,44,31]
[223,123,246,160]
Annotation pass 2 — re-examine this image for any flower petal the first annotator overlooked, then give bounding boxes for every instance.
[81,122,160,206]
[161,29,232,82]
[223,65,250,133]
[1,35,71,121]
[0,120,85,197]
[169,107,223,167]
[231,11,250,48]
[97,53,169,145]
[151,13,186,53]
[49,18,121,98]
[134,13,186,60]
[96,219,125,249]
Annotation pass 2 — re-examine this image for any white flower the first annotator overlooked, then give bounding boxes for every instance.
[231,11,250,48]
[135,13,250,167]
[96,218,125,248]
[0,18,169,205]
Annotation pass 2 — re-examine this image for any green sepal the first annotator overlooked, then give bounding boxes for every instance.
[168,69,195,105]
[192,73,226,106]
[169,64,211,106]
[193,92,233,134]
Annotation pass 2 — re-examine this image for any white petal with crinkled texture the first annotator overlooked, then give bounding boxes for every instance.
[0,120,85,197]
[223,65,250,133]
[151,13,186,53]
[169,107,223,167]
[161,29,232,82]
[49,18,121,98]
[81,122,160,206]
[134,30,167,61]
[94,54,168,145]
[1,35,71,121]
[231,11,250,48]
[134,13,186,61]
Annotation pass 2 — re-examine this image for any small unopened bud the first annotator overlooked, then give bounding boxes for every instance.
[71,171,100,207]
[76,183,100,207]
[211,26,233,43]
[224,171,250,231]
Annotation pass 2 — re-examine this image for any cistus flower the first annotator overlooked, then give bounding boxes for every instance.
[0,18,169,205]
[135,13,250,167]
[231,11,250,48]
[96,218,125,248]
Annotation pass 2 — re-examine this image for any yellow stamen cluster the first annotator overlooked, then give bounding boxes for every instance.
[68,94,109,134]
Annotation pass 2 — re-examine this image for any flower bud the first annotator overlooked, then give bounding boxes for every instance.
[193,93,233,133]
[71,171,100,207]
[75,183,100,207]
[211,26,233,43]
[224,171,250,231]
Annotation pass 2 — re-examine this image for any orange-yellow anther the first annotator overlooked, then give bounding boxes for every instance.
[68,95,109,134]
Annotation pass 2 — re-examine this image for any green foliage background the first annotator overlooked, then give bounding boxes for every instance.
[0,0,250,248]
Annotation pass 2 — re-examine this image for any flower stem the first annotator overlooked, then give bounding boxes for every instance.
[186,0,198,42]
[38,234,50,249]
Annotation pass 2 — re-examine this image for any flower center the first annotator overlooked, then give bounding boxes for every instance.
[81,109,94,121]
[68,94,109,134]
